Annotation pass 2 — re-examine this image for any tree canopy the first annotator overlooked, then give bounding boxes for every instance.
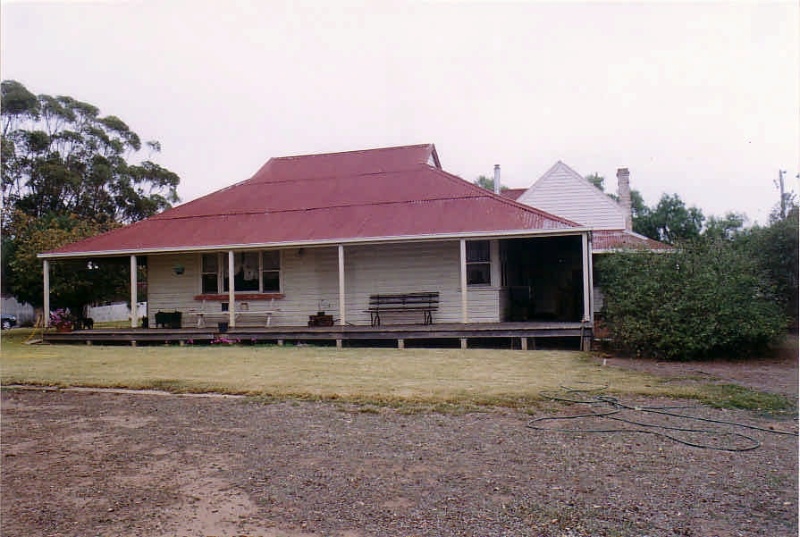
[633,193,705,244]
[473,175,506,192]
[585,172,606,192]
[1,80,180,231]
[4,212,130,313]
[584,173,704,244]
[1,80,180,310]
[745,204,799,324]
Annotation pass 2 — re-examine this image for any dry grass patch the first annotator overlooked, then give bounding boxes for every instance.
[1,329,779,409]
[0,332,641,402]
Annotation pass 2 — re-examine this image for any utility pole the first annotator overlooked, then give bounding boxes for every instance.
[776,169,787,220]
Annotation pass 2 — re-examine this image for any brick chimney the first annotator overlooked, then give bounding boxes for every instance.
[617,168,632,231]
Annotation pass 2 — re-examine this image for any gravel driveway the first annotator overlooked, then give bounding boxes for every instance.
[2,376,797,537]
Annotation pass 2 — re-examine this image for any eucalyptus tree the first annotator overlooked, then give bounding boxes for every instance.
[1,80,181,312]
[634,193,705,244]
[1,80,179,230]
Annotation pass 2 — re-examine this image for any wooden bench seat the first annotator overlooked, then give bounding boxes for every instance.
[366,292,439,326]
[186,300,278,329]
[187,310,276,328]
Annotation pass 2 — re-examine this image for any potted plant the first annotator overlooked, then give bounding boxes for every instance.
[50,309,74,332]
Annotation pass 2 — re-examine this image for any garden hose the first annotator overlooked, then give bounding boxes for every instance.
[528,385,797,452]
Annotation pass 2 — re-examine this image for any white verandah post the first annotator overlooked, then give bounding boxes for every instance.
[130,255,138,328]
[228,250,236,328]
[43,259,50,328]
[586,232,594,324]
[581,232,594,351]
[338,244,346,326]
[581,232,592,323]
[460,239,468,323]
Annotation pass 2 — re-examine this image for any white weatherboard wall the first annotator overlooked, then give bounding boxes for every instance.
[281,246,340,325]
[342,241,499,325]
[517,162,626,230]
[146,241,503,327]
[147,254,203,324]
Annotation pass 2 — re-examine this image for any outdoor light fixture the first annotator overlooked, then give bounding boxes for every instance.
[173,264,185,275]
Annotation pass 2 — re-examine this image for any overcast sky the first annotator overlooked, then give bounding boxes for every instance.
[2,0,798,225]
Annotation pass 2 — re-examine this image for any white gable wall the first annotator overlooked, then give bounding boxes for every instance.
[517,161,626,230]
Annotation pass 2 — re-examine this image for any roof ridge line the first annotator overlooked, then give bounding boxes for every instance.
[167,164,438,214]
[270,143,434,161]
[245,164,434,185]
[152,195,489,221]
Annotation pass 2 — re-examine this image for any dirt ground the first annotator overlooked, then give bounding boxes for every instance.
[1,353,797,537]
[601,339,800,399]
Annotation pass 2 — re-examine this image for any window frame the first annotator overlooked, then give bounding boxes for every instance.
[466,240,492,287]
[200,251,282,294]
[201,253,221,294]
[261,250,281,293]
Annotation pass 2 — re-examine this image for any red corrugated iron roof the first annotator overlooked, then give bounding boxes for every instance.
[500,188,525,200]
[593,230,673,252]
[249,143,440,182]
[43,144,581,257]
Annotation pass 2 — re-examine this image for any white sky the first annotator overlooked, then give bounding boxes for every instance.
[2,0,798,225]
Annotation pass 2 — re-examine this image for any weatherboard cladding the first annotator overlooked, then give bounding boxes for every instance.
[512,161,671,253]
[45,144,578,256]
[148,242,502,327]
[517,161,627,230]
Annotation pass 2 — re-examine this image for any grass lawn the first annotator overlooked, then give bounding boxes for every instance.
[0,328,791,410]
[0,329,667,403]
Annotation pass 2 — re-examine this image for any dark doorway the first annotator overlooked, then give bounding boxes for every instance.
[502,236,584,322]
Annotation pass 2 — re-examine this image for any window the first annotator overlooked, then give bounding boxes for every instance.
[262,251,281,292]
[466,240,491,286]
[201,251,281,293]
[232,252,260,292]
[201,254,219,294]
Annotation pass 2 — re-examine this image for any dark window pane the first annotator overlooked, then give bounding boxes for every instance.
[235,253,259,291]
[467,263,491,285]
[467,241,490,262]
[263,270,280,292]
[234,271,259,291]
[202,254,218,272]
[202,274,218,294]
[263,251,280,270]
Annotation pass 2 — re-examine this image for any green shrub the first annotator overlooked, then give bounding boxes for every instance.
[743,209,799,325]
[596,240,785,360]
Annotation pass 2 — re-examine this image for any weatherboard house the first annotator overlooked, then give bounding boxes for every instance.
[507,160,668,252]
[40,144,596,348]
[504,161,670,316]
